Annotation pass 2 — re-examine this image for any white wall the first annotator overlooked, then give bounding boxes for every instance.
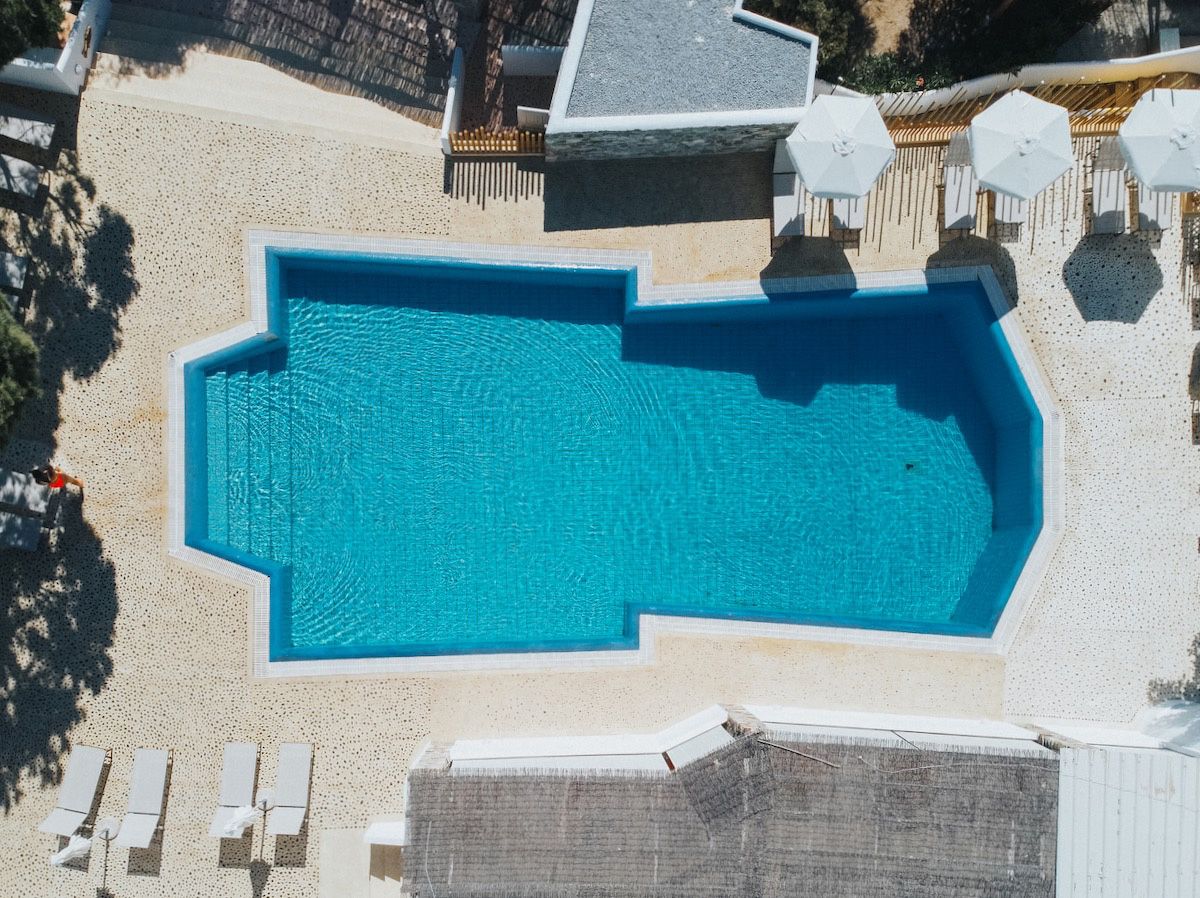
[877,45,1200,117]
[439,47,465,155]
[0,0,112,95]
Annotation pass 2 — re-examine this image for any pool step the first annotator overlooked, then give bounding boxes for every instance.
[204,355,293,563]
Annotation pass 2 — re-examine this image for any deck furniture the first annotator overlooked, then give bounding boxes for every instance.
[942,131,978,231]
[1,252,28,295]
[831,195,866,231]
[992,191,1028,226]
[1091,138,1127,235]
[1135,182,1174,232]
[208,742,259,838]
[0,103,56,150]
[266,742,313,836]
[0,153,42,197]
[37,745,110,836]
[114,749,171,849]
[0,468,49,516]
[363,820,406,846]
[771,139,806,243]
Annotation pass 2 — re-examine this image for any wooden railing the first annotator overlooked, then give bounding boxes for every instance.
[447,126,545,156]
[885,72,1200,147]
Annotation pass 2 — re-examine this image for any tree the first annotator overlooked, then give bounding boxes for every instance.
[747,0,875,82]
[0,304,39,445]
[0,0,65,70]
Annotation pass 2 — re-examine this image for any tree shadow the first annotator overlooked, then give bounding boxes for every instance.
[544,152,769,231]
[0,494,117,811]
[0,84,134,812]
[1063,234,1163,323]
[1149,633,1200,703]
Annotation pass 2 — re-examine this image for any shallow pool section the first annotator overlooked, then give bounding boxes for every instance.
[183,253,1042,660]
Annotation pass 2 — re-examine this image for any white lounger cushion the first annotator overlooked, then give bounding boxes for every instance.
[993,192,1028,224]
[1137,182,1174,231]
[115,748,169,848]
[1092,168,1127,234]
[772,173,806,238]
[0,468,49,515]
[267,742,312,836]
[0,509,42,551]
[0,103,55,150]
[831,196,866,230]
[38,745,108,836]
[944,164,978,230]
[0,153,42,197]
[209,742,258,837]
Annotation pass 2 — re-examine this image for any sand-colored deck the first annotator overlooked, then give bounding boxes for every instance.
[0,51,1197,897]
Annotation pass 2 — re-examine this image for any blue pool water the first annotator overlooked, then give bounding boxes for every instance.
[184,253,1042,660]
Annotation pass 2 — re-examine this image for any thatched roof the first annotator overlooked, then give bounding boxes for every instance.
[401,734,1059,897]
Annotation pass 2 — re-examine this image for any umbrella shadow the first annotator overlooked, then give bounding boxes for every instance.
[926,234,1019,310]
[1063,234,1163,323]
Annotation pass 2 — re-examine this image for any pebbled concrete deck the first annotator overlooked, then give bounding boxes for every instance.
[0,50,1196,898]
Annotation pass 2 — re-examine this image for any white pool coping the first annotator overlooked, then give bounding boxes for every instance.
[165,230,1064,679]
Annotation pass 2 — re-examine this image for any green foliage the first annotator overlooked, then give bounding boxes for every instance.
[0,0,65,70]
[0,303,39,445]
[749,0,1109,94]
[900,0,1109,80]
[745,0,875,81]
[844,53,956,95]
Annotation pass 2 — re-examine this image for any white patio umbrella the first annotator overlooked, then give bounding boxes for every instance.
[49,834,91,867]
[221,805,261,838]
[969,91,1073,199]
[1119,88,1200,191]
[785,95,896,199]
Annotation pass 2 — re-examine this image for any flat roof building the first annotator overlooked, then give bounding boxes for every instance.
[545,0,817,160]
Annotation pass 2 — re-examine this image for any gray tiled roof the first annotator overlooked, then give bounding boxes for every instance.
[565,0,813,118]
[402,735,1059,897]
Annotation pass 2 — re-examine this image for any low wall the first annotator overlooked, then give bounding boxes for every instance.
[438,47,465,156]
[877,45,1200,117]
[546,119,794,161]
[0,0,111,95]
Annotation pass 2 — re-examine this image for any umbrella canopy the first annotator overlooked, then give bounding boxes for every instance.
[49,835,91,867]
[969,91,1072,199]
[785,95,896,199]
[1119,88,1200,191]
[222,805,261,837]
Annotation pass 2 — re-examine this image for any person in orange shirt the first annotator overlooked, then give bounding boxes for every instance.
[31,464,84,492]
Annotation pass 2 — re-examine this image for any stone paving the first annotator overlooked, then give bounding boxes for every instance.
[0,50,1197,898]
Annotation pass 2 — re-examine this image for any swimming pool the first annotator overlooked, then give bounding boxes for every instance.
[182,250,1043,661]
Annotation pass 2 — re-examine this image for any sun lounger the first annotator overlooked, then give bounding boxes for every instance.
[0,468,49,516]
[209,742,259,838]
[0,509,42,551]
[831,195,866,231]
[37,745,109,836]
[266,742,313,836]
[0,153,42,197]
[114,749,170,849]
[772,139,806,241]
[1091,138,1127,235]
[0,103,56,150]
[1136,182,1174,232]
[943,131,978,231]
[1,252,28,294]
[992,192,1028,226]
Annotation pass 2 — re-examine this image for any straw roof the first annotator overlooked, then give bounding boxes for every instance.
[401,735,1059,897]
